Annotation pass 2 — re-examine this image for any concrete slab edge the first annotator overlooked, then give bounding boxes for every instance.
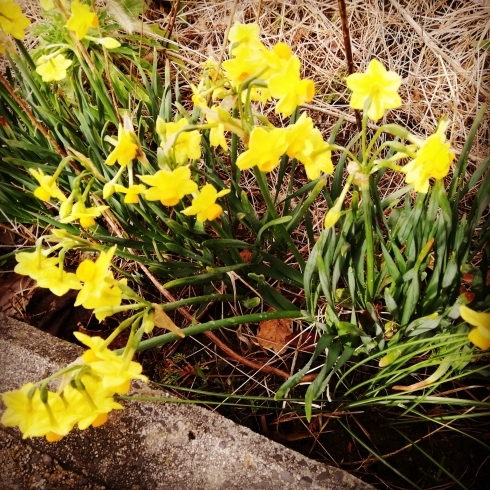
[0,313,373,490]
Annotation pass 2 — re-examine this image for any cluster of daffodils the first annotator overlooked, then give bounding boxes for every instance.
[33,0,121,83]
[27,155,111,228]
[191,23,332,179]
[1,331,147,442]
[322,58,455,227]
[3,230,187,441]
[100,109,232,223]
[191,24,454,196]
[14,236,127,319]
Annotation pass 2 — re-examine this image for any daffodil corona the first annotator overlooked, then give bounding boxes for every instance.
[401,120,454,193]
[182,184,231,222]
[66,0,98,40]
[346,59,402,121]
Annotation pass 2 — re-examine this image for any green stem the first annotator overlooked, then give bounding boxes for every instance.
[254,168,306,270]
[161,294,247,310]
[361,113,368,163]
[329,144,359,164]
[118,310,303,354]
[209,221,243,263]
[362,185,375,303]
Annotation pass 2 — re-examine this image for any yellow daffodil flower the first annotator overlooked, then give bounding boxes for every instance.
[14,249,59,281]
[140,167,198,206]
[346,59,402,121]
[62,374,123,430]
[285,114,333,179]
[268,56,315,117]
[228,22,262,55]
[74,247,124,318]
[1,383,49,437]
[29,168,67,202]
[209,123,228,151]
[266,42,293,72]
[35,54,73,83]
[460,305,490,350]
[206,110,229,151]
[114,184,146,204]
[296,128,333,180]
[401,120,454,193]
[76,277,123,320]
[66,0,98,40]
[75,276,122,314]
[74,332,148,394]
[37,266,82,297]
[60,200,109,228]
[222,45,270,89]
[1,383,78,441]
[160,118,201,166]
[284,113,314,159]
[0,0,30,40]
[105,124,139,167]
[191,83,207,107]
[182,184,231,223]
[236,127,288,172]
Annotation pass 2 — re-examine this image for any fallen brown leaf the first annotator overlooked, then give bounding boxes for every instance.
[239,249,252,263]
[256,312,293,354]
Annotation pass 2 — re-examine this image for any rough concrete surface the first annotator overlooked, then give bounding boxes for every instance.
[0,313,373,490]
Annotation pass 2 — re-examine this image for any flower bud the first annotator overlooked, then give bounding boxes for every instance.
[98,37,121,49]
[217,107,231,122]
[156,117,167,136]
[324,207,341,228]
[143,310,155,334]
[379,348,402,367]
[103,182,116,199]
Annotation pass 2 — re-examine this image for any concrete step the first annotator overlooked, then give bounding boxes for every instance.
[0,313,373,490]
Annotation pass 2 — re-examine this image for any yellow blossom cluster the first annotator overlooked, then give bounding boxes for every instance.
[221,23,315,116]
[33,0,120,83]
[15,244,125,321]
[1,331,147,442]
[102,113,229,223]
[189,23,332,178]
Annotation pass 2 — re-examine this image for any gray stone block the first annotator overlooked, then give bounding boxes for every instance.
[0,313,373,490]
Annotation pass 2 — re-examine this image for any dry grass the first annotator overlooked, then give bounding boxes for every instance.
[149,0,489,163]
[14,0,490,160]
